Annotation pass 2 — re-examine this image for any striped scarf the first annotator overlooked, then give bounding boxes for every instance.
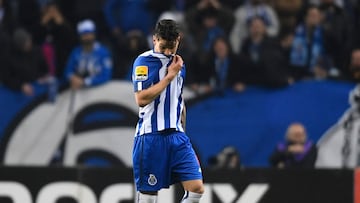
[290,24,324,70]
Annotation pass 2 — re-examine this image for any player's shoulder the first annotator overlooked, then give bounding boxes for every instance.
[138,50,170,59]
[134,50,163,65]
[135,50,152,62]
[139,50,154,57]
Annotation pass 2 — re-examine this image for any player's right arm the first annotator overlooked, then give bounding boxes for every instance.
[133,55,183,107]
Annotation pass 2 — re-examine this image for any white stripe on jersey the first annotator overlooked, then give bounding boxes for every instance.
[156,58,168,131]
[142,103,153,134]
[177,103,184,132]
[169,73,178,128]
[137,82,142,91]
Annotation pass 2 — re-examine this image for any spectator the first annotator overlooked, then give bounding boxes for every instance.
[221,0,245,9]
[17,0,41,37]
[289,6,330,80]
[112,30,149,80]
[190,36,246,94]
[230,0,280,53]
[186,0,234,54]
[278,27,295,68]
[103,0,154,38]
[157,1,187,27]
[238,17,291,87]
[183,0,243,12]
[0,0,14,83]
[269,123,317,168]
[35,2,77,78]
[2,28,48,96]
[208,146,241,169]
[57,0,108,41]
[0,31,11,85]
[319,0,353,78]
[147,0,174,19]
[309,0,344,8]
[185,0,234,87]
[350,49,360,80]
[265,0,303,31]
[0,0,16,34]
[354,2,360,48]
[64,20,112,90]
[103,0,154,80]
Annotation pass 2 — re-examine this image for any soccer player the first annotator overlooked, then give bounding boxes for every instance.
[132,19,204,203]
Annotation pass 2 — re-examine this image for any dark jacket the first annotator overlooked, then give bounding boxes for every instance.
[195,53,242,88]
[0,31,12,83]
[34,21,77,78]
[2,46,48,90]
[239,36,290,87]
[0,0,17,34]
[186,6,234,54]
[320,3,353,76]
[269,141,317,168]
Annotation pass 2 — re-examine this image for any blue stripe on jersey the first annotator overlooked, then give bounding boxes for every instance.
[176,65,186,130]
[151,71,160,132]
[176,95,182,131]
[164,84,171,129]
[137,117,144,136]
[151,97,160,132]
[163,57,173,129]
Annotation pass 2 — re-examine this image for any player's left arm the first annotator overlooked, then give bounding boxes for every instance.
[134,55,183,107]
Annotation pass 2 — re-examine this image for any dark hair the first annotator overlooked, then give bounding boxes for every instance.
[210,35,233,55]
[306,4,320,15]
[154,19,180,50]
[246,15,267,27]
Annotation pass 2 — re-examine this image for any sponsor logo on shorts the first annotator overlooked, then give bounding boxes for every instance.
[148,174,157,186]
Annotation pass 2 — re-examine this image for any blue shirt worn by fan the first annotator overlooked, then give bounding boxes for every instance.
[64,42,112,86]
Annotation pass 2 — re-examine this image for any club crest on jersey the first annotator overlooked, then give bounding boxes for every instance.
[148,174,157,186]
[135,66,148,81]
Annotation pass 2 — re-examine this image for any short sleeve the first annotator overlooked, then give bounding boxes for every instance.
[132,56,161,92]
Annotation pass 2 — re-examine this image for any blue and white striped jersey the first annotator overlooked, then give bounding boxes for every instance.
[132,50,186,136]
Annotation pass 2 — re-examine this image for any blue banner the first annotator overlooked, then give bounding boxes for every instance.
[0,80,355,167]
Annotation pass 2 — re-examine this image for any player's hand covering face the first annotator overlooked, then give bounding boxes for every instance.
[167,55,183,80]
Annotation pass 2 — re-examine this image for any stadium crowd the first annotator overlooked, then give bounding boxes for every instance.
[0,0,360,95]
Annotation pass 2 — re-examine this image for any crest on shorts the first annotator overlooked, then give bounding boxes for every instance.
[135,66,148,81]
[148,174,157,186]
